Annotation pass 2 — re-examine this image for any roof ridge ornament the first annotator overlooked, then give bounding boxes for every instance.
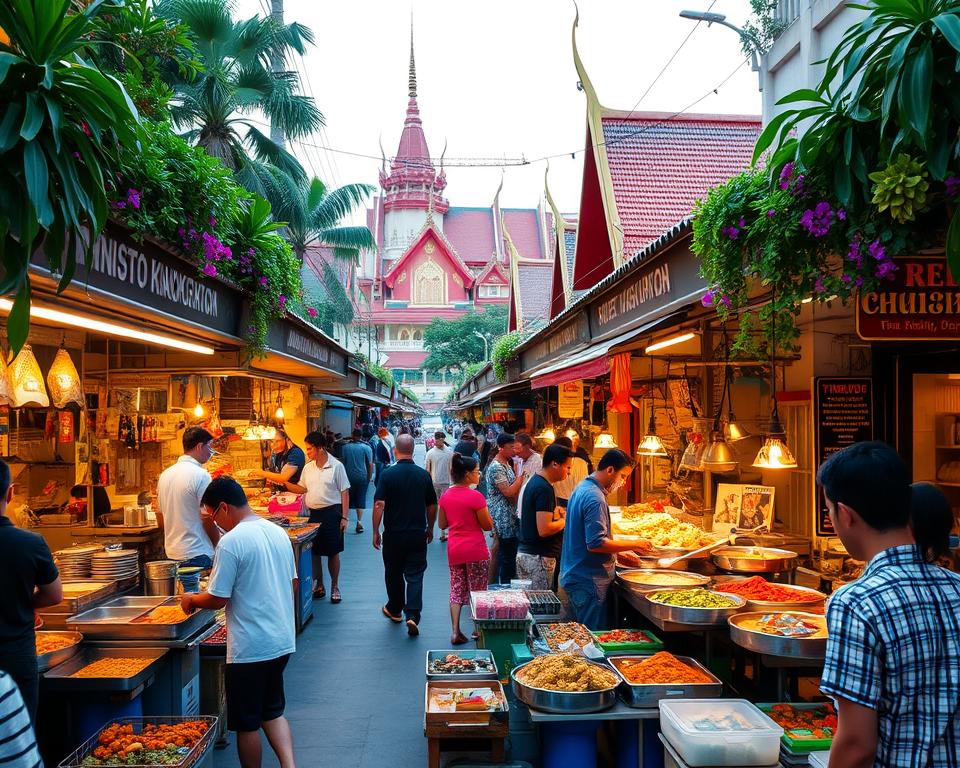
[409,18,417,99]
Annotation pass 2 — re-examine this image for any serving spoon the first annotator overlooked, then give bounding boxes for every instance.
[653,525,760,569]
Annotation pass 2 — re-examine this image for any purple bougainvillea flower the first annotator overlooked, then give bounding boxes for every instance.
[837,208,846,221]
[306,307,319,318]
[868,239,886,262]
[719,294,732,309]
[854,276,864,287]
[841,274,853,285]
[202,263,217,277]
[701,289,716,308]
[779,162,794,190]
[259,276,269,287]
[946,176,960,198]
[126,189,141,210]
[738,217,746,228]
[799,201,834,237]
[847,237,864,267]
[113,200,126,210]
[767,208,776,218]
[876,259,898,280]
[209,215,217,228]
[722,226,739,240]
[814,275,827,294]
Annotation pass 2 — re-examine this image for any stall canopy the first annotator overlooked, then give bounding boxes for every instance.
[530,312,685,389]
[345,390,395,409]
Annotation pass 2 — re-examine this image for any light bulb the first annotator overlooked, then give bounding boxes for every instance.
[193,402,204,418]
[565,428,578,440]
[594,431,617,449]
[275,405,285,420]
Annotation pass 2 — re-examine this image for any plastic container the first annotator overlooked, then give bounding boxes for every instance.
[808,752,830,768]
[659,699,783,767]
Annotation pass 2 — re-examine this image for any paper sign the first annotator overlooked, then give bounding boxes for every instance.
[714,483,775,532]
[557,380,584,418]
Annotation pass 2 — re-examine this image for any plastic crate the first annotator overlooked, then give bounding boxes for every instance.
[58,716,218,768]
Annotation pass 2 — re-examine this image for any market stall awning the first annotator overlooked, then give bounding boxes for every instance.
[530,312,685,389]
[345,390,394,409]
[454,380,528,409]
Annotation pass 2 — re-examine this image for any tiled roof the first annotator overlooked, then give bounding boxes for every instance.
[600,111,760,258]
[503,209,545,260]
[383,350,427,369]
[382,220,475,289]
[517,261,553,328]
[563,228,577,285]
[443,207,496,264]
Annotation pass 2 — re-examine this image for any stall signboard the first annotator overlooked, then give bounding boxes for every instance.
[713,484,776,532]
[857,255,960,340]
[266,321,348,377]
[31,224,243,338]
[557,380,584,418]
[813,377,873,536]
[520,312,589,374]
[590,242,706,341]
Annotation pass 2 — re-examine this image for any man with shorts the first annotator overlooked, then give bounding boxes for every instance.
[292,432,350,603]
[425,431,453,541]
[340,429,373,534]
[517,443,572,591]
[182,477,297,768]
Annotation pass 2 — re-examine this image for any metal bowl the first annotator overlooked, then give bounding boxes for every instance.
[712,546,798,573]
[510,660,618,714]
[728,611,827,659]
[644,589,747,626]
[617,569,712,595]
[738,584,827,613]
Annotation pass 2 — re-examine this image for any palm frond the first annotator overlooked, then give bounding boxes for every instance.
[235,158,302,215]
[318,225,376,252]
[243,124,307,184]
[309,182,375,230]
[262,89,324,139]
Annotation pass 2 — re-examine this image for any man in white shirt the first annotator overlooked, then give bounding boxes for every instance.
[156,426,219,568]
[182,477,297,768]
[292,432,350,603]
[551,435,589,507]
[425,431,453,541]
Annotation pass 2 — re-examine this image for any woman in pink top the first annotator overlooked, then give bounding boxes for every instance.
[439,453,493,644]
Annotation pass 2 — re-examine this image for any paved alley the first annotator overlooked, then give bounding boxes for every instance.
[214,444,463,768]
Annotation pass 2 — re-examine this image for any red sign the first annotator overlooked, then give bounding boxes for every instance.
[857,255,960,340]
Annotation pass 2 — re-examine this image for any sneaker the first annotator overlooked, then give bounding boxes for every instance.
[406,618,420,636]
[382,605,402,623]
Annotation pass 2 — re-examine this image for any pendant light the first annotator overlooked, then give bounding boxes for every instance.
[679,363,706,470]
[636,356,667,457]
[723,364,751,441]
[753,291,797,470]
[0,349,13,407]
[535,387,556,442]
[594,381,617,449]
[193,402,205,419]
[47,344,83,408]
[11,344,49,408]
[701,335,737,472]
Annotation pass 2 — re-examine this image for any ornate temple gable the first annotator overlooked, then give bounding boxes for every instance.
[475,257,510,286]
[382,223,475,308]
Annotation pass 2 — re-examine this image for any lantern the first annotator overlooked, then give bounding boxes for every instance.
[11,345,49,408]
[47,346,84,408]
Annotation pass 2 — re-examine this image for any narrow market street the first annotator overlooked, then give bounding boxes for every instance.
[214,444,450,768]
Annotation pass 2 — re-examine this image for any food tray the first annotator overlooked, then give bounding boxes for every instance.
[425,679,508,726]
[728,612,827,660]
[57,716,217,768]
[36,631,83,673]
[735,584,827,613]
[536,621,596,651]
[755,703,836,753]
[48,580,118,614]
[524,590,562,615]
[510,660,618,714]
[426,650,498,681]
[712,546,798,573]
[590,628,664,652]
[608,654,722,708]
[645,590,747,626]
[617,569,712,594]
[68,596,215,641]
[43,646,168,692]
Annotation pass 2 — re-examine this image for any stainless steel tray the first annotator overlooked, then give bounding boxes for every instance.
[644,590,747,626]
[43,646,168,691]
[48,581,118,614]
[36,631,83,673]
[510,660,618,714]
[728,611,828,660]
[737,584,827,612]
[712,546,798,573]
[426,650,498,681]
[67,597,215,640]
[617,569,711,595]
[607,654,723,707]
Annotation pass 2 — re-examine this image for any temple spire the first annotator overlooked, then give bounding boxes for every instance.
[408,21,417,99]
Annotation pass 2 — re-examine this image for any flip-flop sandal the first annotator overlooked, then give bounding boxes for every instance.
[313,587,326,599]
[451,633,469,645]
[331,588,342,604]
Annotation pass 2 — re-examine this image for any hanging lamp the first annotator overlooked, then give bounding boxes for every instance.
[679,363,706,470]
[594,382,617,449]
[0,348,13,407]
[11,344,49,408]
[193,402,205,418]
[753,291,798,470]
[636,356,667,457]
[723,364,751,441]
[701,350,737,472]
[47,344,83,408]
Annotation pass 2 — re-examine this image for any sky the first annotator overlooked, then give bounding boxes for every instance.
[235,0,763,217]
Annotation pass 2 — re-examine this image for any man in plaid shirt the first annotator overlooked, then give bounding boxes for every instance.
[817,441,960,768]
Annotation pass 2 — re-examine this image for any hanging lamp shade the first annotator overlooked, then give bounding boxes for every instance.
[724,419,751,442]
[536,425,556,442]
[0,350,15,407]
[701,430,737,472]
[594,430,617,449]
[752,436,797,469]
[637,411,667,457]
[47,347,83,409]
[12,345,49,408]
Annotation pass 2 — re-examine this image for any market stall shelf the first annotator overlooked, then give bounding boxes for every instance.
[43,647,168,692]
[68,596,215,641]
[56,716,217,768]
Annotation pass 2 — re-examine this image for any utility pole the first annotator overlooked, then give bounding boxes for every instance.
[270,0,285,147]
[473,331,491,360]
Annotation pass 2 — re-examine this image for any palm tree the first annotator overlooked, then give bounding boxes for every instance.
[157,0,322,211]
[283,178,377,264]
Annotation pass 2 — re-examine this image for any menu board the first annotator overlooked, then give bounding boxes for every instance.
[814,377,873,535]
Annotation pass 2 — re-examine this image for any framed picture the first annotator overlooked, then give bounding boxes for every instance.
[714,483,775,533]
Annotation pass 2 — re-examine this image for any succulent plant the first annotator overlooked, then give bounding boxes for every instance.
[869,154,930,224]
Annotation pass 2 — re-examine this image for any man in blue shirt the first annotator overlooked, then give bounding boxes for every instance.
[817,441,960,768]
[341,429,374,534]
[559,449,651,630]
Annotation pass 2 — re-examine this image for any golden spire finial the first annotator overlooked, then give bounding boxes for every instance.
[408,19,417,99]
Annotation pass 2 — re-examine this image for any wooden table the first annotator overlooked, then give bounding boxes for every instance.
[423,717,507,768]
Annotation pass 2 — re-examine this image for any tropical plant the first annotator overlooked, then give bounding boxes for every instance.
[157,0,323,213]
[491,330,523,382]
[304,258,354,334]
[280,177,375,264]
[741,0,789,56]
[754,0,960,273]
[422,305,508,374]
[0,0,141,352]
[399,386,418,403]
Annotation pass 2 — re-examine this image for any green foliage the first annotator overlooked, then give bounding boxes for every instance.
[422,305,508,374]
[369,362,393,387]
[447,360,486,391]
[491,331,522,382]
[741,0,789,56]
[399,386,418,403]
[754,0,960,276]
[869,154,930,223]
[281,177,375,264]
[0,0,142,353]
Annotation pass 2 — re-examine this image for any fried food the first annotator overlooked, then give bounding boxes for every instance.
[36,634,78,655]
[540,622,594,650]
[135,605,189,624]
[612,511,712,549]
[515,653,618,692]
[88,720,209,763]
[71,657,153,678]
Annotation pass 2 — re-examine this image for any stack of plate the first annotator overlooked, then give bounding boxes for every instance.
[90,549,139,580]
[54,545,102,579]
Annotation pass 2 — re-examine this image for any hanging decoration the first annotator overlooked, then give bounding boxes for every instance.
[636,356,667,457]
[607,353,633,413]
[702,332,738,472]
[47,345,84,408]
[723,365,751,442]
[0,346,15,408]
[594,377,617,449]
[679,363,706,470]
[11,344,49,408]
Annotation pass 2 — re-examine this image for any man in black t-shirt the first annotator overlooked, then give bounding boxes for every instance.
[517,444,572,592]
[0,459,63,722]
[372,434,437,636]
